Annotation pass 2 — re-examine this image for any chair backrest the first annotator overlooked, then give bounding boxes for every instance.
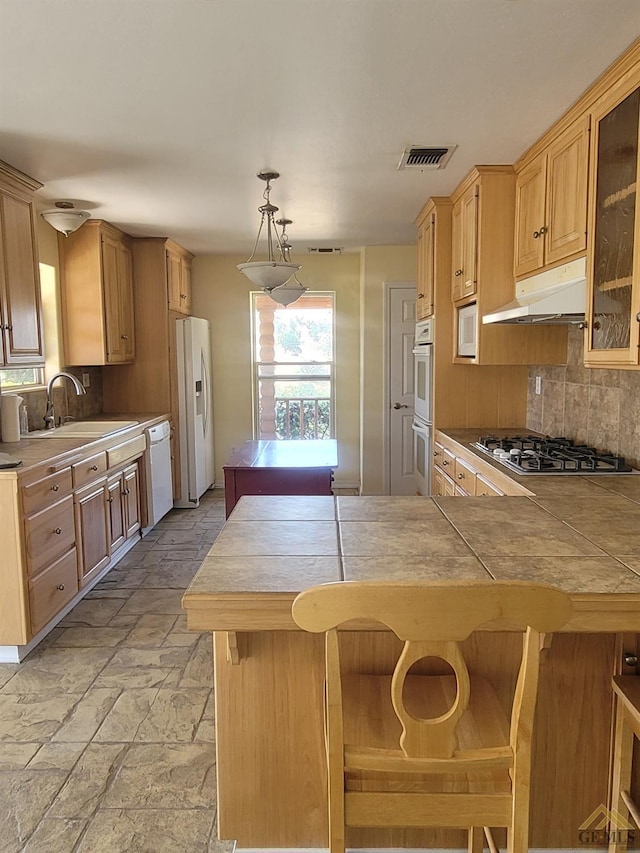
[292,580,572,760]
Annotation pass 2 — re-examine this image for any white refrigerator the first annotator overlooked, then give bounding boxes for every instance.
[174,316,215,508]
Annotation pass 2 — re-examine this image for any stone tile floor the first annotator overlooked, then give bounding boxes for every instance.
[0,489,236,853]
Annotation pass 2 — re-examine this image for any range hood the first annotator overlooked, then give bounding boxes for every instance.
[482,257,586,325]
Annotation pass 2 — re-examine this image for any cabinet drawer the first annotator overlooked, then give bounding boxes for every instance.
[29,549,78,636]
[24,496,76,577]
[72,452,108,489]
[107,434,146,468]
[21,468,73,515]
[476,474,504,497]
[454,458,477,495]
[440,447,455,473]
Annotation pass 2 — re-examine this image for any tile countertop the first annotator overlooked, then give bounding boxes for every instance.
[182,493,640,634]
[439,427,640,501]
[0,413,169,475]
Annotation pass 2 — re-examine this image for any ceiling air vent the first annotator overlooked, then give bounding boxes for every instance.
[397,145,457,171]
[307,247,344,254]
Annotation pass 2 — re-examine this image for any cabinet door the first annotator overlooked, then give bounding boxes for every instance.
[106,474,126,552]
[586,84,640,365]
[432,465,445,496]
[117,242,135,361]
[416,227,427,319]
[451,200,464,300]
[102,234,127,364]
[167,250,185,313]
[546,114,590,266]
[514,155,547,277]
[422,213,435,316]
[461,187,479,298]
[123,463,141,538]
[75,481,110,587]
[0,190,44,364]
[180,256,192,316]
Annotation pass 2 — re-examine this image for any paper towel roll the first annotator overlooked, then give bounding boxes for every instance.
[1,394,23,443]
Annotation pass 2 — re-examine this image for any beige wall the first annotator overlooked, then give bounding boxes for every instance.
[191,252,361,488]
[359,245,416,494]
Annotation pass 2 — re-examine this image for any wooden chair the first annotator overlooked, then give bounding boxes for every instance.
[292,580,572,853]
[609,676,640,853]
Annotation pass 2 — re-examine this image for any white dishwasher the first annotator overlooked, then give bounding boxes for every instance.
[145,421,174,526]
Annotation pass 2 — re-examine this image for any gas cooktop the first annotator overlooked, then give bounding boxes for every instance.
[473,435,635,475]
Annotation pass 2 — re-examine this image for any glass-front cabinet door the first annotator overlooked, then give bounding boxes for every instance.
[585,84,640,366]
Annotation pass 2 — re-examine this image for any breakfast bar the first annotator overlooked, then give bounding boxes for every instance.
[182,488,640,850]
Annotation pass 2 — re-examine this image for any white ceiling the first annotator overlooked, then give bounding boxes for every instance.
[1,1,639,255]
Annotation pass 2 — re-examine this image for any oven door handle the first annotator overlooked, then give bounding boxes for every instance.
[412,422,430,438]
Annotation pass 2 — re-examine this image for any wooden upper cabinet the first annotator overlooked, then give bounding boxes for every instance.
[450,166,567,366]
[451,187,478,301]
[167,243,193,315]
[59,220,135,366]
[460,187,479,298]
[415,210,434,318]
[585,82,640,367]
[451,201,464,301]
[0,162,44,366]
[514,114,590,278]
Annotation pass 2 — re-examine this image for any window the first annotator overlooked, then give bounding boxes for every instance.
[252,292,334,440]
[0,366,44,390]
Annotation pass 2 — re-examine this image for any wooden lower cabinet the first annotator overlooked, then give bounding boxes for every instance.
[75,480,110,587]
[107,474,126,552]
[106,463,141,550]
[432,431,531,497]
[0,445,147,649]
[28,549,78,636]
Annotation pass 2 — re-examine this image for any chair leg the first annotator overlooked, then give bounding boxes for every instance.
[468,826,484,853]
[609,702,635,853]
[507,790,530,853]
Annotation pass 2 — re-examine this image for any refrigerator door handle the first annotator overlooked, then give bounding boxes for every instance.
[201,348,210,437]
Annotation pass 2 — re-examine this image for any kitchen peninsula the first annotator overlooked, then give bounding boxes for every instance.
[183,487,640,851]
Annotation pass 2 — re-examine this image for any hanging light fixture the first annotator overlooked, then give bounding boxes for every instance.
[237,171,301,290]
[263,218,309,306]
[41,201,90,236]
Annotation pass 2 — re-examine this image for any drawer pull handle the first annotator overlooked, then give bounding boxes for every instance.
[120,334,129,340]
[107,496,114,503]
[54,527,62,535]
[458,473,464,479]
[180,293,188,299]
[90,465,98,471]
[442,460,449,466]
[51,484,59,492]
[122,488,130,495]
[56,583,65,591]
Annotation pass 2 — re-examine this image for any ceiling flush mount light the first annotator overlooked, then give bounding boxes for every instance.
[264,218,308,307]
[237,171,301,290]
[41,201,90,236]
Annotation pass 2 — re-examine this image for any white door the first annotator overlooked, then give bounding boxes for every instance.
[386,284,416,494]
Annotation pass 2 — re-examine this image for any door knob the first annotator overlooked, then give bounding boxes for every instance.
[393,403,408,409]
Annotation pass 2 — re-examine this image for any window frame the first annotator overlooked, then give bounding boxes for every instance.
[251,291,336,441]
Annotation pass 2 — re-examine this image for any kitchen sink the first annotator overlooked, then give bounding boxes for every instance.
[29,420,139,439]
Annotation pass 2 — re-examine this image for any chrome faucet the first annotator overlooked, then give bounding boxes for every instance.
[44,372,87,429]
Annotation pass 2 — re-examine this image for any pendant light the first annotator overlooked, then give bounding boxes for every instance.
[237,171,301,290]
[41,201,90,236]
[263,218,308,306]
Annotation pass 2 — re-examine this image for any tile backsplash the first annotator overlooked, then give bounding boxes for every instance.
[527,326,640,467]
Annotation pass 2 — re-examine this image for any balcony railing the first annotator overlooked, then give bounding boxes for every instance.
[273,397,331,440]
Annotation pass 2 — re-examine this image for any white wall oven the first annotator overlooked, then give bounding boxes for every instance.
[413,318,433,495]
